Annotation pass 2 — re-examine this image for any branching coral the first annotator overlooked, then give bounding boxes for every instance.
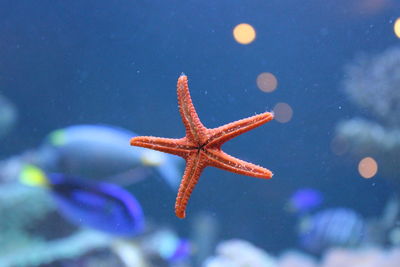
[342,46,400,127]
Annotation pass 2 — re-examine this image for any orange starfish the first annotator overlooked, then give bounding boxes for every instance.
[130,74,274,218]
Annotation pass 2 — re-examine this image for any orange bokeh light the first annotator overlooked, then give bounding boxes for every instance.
[256,72,278,93]
[233,23,256,45]
[358,157,378,179]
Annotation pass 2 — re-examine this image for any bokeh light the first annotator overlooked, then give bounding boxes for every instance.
[273,102,293,123]
[233,23,256,45]
[394,18,400,38]
[358,157,378,179]
[256,72,278,93]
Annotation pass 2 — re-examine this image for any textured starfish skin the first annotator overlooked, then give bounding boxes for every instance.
[130,74,274,218]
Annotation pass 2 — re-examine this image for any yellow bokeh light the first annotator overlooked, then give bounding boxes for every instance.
[394,18,400,38]
[256,72,278,93]
[273,102,293,123]
[358,157,378,179]
[233,23,256,45]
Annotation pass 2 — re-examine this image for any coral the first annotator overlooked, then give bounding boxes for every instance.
[203,239,400,267]
[336,119,400,153]
[0,183,54,255]
[203,239,277,267]
[0,229,112,267]
[335,46,400,182]
[277,251,318,267]
[320,247,400,267]
[342,46,400,127]
[321,248,383,267]
[111,240,149,267]
[276,247,400,267]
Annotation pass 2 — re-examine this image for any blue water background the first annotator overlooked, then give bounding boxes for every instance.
[0,0,399,252]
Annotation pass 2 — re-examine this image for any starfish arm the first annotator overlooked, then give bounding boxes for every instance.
[204,149,273,179]
[177,74,208,145]
[206,112,274,147]
[175,153,206,219]
[130,136,192,158]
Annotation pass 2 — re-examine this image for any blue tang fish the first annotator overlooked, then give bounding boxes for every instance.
[35,124,182,189]
[20,165,144,236]
[298,207,365,253]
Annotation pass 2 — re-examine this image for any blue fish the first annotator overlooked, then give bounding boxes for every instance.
[35,124,183,189]
[20,165,144,236]
[288,188,323,214]
[298,207,365,253]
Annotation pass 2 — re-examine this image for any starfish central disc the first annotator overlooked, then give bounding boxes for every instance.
[130,74,274,218]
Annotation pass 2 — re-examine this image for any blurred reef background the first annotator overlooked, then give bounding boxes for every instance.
[1,0,400,266]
